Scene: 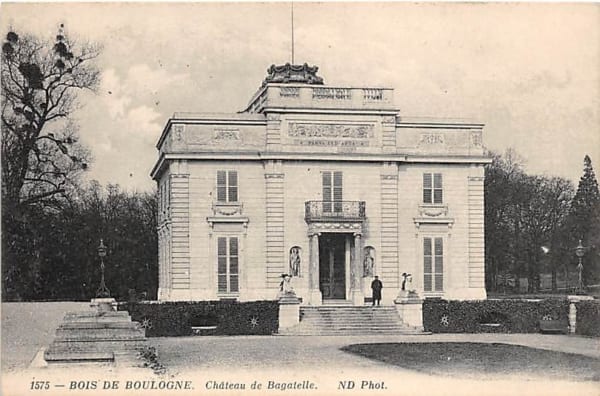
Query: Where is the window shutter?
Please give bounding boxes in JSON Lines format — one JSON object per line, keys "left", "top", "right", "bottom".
{"left": 434, "top": 237, "right": 444, "bottom": 291}
{"left": 322, "top": 171, "right": 332, "bottom": 212}
{"left": 217, "top": 171, "right": 227, "bottom": 202}
{"left": 228, "top": 171, "right": 238, "bottom": 202}
{"left": 217, "top": 237, "right": 227, "bottom": 292}
{"left": 433, "top": 173, "right": 443, "bottom": 204}
{"left": 423, "top": 173, "right": 432, "bottom": 204}
{"left": 333, "top": 171, "right": 343, "bottom": 211}
{"left": 322, "top": 172, "right": 332, "bottom": 200}
{"left": 229, "top": 237, "right": 239, "bottom": 292}
{"left": 423, "top": 238, "right": 432, "bottom": 292}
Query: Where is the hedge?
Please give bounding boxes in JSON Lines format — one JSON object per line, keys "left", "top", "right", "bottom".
{"left": 423, "top": 298, "right": 570, "bottom": 333}
{"left": 118, "top": 300, "right": 279, "bottom": 337}
{"left": 575, "top": 300, "right": 600, "bottom": 337}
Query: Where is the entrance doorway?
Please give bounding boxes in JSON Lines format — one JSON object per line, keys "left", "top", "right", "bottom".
{"left": 319, "top": 234, "right": 347, "bottom": 299}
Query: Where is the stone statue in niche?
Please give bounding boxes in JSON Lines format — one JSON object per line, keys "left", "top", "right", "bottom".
{"left": 289, "top": 247, "right": 301, "bottom": 277}
{"left": 363, "top": 247, "right": 375, "bottom": 277}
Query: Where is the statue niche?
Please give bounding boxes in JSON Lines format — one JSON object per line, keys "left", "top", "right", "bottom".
{"left": 289, "top": 246, "right": 302, "bottom": 277}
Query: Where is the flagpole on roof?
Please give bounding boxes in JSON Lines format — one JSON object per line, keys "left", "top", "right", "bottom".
{"left": 291, "top": 2, "right": 295, "bottom": 64}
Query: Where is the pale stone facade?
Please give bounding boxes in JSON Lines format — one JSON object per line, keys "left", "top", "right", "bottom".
{"left": 151, "top": 64, "right": 489, "bottom": 305}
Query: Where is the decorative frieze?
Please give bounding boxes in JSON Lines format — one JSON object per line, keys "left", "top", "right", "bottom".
{"left": 264, "top": 173, "right": 284, "bottom": 179}
{"left": 307, "top": 222, "right": 364, "bottom": 236}
{"left": 173, "top": 125, "right": 184, "bottom": 141}
{"left": 420, "top": 133, "right": 445, "bottom": 145}
{"left": 418, "top": 204, "right": 449, "bottom": 218}
{"left": 471, "top": 131, "right": 483, "bottom": 147}
{"left": 289, "top": 123, "right": 374, "bottom": 139}
{"left": 212, "top": 202, "right": 243, "bottom": 216}
{"left": 213, "top": 128, "right": 240, "bottom": 141}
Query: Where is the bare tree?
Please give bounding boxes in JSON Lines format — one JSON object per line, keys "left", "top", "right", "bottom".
{"left": 1, "top": 26, "right": 101, "bottom": 212}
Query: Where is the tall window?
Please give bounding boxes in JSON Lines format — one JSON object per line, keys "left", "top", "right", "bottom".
{"left": 217, "top": 237, "right": 239, "bottom": 293}
{"left": 322, "top": 171, "right": 343, "bottom": 212}
{"left": 423, "top": 173, "right": 443, "bottom": 204}
{"left": 424, "top": 237, "right": 443, "bottom": 292}
{"left": 217, "top": 170, "right": 238, "bottom": 202}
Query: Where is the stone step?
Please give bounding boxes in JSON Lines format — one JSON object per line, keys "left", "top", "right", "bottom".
{"left": 53, "top": 333, "right": 146, "bottom": 342}
{"left": 44, "top": 351, "right": 115, "bottom": 363}
{"left": 64, "top": 312, "right": 131, "bottom": 322}
{"left": 285, "top": 305, "right": 419, "bottom": 335}
{"left": 46, "top": 340, "right": 147, "bottom": 355}
{"left": 56, "top": 327, "right": 144, "bottom": 336}
{"left": 279, "top": 329, "right": 425, "bottom": 336}
{"left": 58, "top": 322, "right": 140, "bottom": 330}
{"left": 301, "top": 315, "right": 401, "bottom": 320}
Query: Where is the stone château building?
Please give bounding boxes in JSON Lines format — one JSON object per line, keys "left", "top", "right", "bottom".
{"left": 151, "top": 64, "right": 489, "bottom": 305}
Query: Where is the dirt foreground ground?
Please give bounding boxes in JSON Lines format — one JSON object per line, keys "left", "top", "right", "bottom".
{"left": 2, "top": 302, "right": 599, "bottom": 396}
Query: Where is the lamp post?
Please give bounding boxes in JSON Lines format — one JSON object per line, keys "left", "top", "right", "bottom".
{"left": 96, "top": 239, "right": 110, "bottom": 298}
{"left": 575, "top": 240, "right": 585, "bottom": 295}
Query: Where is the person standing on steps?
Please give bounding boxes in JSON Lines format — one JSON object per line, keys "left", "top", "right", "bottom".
{"left": 371, "top": 275, "right": 383, "bottom": 306}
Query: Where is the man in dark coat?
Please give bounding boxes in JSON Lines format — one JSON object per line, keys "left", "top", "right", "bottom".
{"left": 371, "top": 275, "right": 383, "bottom": 306}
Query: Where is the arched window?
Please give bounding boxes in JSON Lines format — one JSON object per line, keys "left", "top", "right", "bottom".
{"left": 363, "top": 246, "right": 375, "bottom": 277}
{"left": 289, "top": 246, "right": 302, "bottom": 277}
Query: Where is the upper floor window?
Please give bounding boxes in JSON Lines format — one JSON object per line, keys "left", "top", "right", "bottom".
{"left": 424, "top": 237, "right": 443, "bottom": 292}
{"left": 322, "top": 171, "right": 343, "bottom": 212}
{"left": 423, "top": 173, "right": 443, "bottom": 204}
{"left": 217, "top": 170, "right": 238, "bottom": 203}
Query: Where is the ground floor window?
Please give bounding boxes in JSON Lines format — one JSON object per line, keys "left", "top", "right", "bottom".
{"left": 424, "top": 237, "right": 443, "bottom": 292}
{"left": 217, "top": 236, "right": 239, "bottom": 293}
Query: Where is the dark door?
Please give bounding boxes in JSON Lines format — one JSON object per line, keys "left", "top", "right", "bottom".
{"left": 319, "top": 234, "right": 346, "bottom": 299}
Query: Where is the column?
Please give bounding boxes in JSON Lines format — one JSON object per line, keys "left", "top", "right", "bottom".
{"left": 308, "top": 233, "right": 322, "bottom": 305}
{"left": 350, "top": 233, "right": 364, "bottom": 305}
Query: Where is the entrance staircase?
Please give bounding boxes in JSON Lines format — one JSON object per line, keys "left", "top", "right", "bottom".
{"left": 278, "top": 305, "right": 424, "bottom": 335}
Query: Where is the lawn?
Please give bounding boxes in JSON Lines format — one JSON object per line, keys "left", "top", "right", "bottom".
{"left": 341, "top": 342, "right": 600, "bottom": 382}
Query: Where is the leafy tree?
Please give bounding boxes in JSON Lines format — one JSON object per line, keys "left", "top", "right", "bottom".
{"left": 2, "top": 181, "right": 158, "bottom": 301}
{"left": 1, "top": 26, "right": 100, "bottom": 300}
{"left": 485, "top": 149, "right": 574, "bottom": 293}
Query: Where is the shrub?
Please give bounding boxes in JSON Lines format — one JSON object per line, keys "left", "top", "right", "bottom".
{"left": 423, "top": 298, "right": 570, "bottom": 333}
{"left": 575, "top": 300, "right": 600, "bottom": 337}
{"left": 119, "top": 300, "right": 279, "bottom": 337}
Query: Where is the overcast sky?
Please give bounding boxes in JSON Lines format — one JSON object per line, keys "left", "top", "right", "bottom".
{"left": 2, "top": 2, "right": 598, "bottom": 192}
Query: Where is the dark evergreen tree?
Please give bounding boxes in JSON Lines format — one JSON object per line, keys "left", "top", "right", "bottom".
{"left": 567, "top": 155, "right": 600, "bottom": 287}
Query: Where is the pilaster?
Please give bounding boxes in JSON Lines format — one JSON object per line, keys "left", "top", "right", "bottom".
{"left": 468, "top": 171, "right": 485, "bottom": 290}
{"left": 380, "top": 163, "right": 399, "bottom": 288}
{"left": 170, "top": 169, "right": 190, "bottom": 291}
{"left": 265, "top": 160, "right": 285, "bottom": 289}
{"left": 266, "top": 113, "right": 282, "bottom": 150}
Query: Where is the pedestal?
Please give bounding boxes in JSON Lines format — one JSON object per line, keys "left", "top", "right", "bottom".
{"left": 350, "top": 289, "right": 364, "bottom": 306}
{"left": 394, "top": 294, "right": 423, "bottom": 330}
{"left": 307, "top": 289, "right": 322, "bottom": 306}
{"left": 278, "top": 294, "right": 301, "bottom": 330}
{"left": 90, "top": 297, "right": 117, "bottom": 313}
{"left": 567, "top": 295, "right": 594, "bottom": 334}
{"left": 44, "top": 299, "right": 147, "bottom": 366}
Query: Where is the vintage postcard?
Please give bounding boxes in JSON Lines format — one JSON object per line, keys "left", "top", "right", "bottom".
{"left": 1, "top": 2, "right": 599, "bottom": 396}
